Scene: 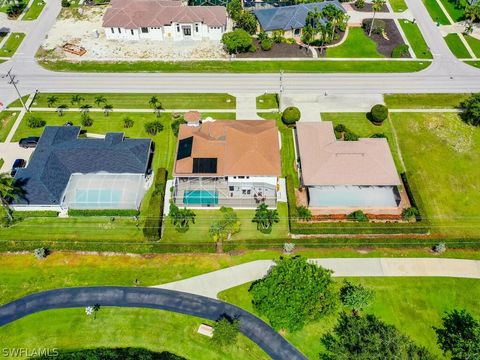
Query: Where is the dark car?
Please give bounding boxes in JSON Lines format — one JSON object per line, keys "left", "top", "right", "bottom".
{"left": 19, "top": 136, "right": 40, "bottom": 148}
{"left": 10, "top": 159, "right": 26, "bottom": 176}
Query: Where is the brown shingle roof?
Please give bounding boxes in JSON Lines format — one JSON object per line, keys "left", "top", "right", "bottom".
{"left": 296, "top": 122, "right": 400, "bottom": 186}
{"left": 174, "top": 120, "right": 281, "bottom": 177}
{"left": 103, "top": 0, "right": 227, "bottom": 29}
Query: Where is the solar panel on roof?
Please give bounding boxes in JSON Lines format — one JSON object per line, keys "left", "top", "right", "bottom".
{"left": 177, "top": 136, "right": 193, "bottom": 160}
{"left": 193, "top": 158, "right": 217, "bottom": 173}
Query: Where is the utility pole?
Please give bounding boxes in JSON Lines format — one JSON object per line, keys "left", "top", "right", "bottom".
{"left": 279, "top": 70, "right": 284, "bottom": 112}
{"left": 2, "top": 68, "right": 29, "bottom": 112}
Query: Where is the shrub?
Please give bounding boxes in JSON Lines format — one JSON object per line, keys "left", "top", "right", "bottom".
{"left": 347, "top": 210, "right": 369, "bottom": 222}
{"left": 370, "top": 104, "right": 389, "bottom": 124}
{"left": 370, "top": 133, "right": 386, "bottom": 138}
{"left": 460, "top": 93, "right": 480, "bottom": 126}
{"left": 222, "top": 29, "right": 253, "bottom": 54}
{"left": 61, "top": 0, "right": 70, "bottom": 7}
{"left": 282, "top": 106, "right": 301, "bottom": 125}
{"left": 334, "top": 124, "right": 346, "bottom": 133}
{"left": 260, "top": 38, "right": 273, "bottom": 51}
{"left": 212, "top": 316, "right": 240, "bottom": 346}
{"left": 362, "top": 19, "right": 385, "bottom": 35}
{"left": 144, "top": 120, "right": 164, "bottom": 135}
{"left": 34, "top": 247, "right": 48, "bottom": 260}
{"left": 123, "top": 117, "right": 134, "bottom": 128}
{"left": 27, "top": 116, "right": 46, "bottom": 128}
{"left": 68, "top": 209, "right": 139, "bottom": 217}
{"left": 433, "top": 242, "right": 447, "bottom": 254}
{"left": 401, "top": 207, "right": 419, "bottom": 221}
{"left": 257, "top": 31, "right": 268, "bottom": 42}
{"left": 344, "top": 130, "right": 359, "bottom": 141}
{"left": 42, "top": 348, "right": 186, "bottom": 359}
{"left": 391, "top": 44, "right": 410, "bottom": 58}
{"left": 272, "top": 30, "right": 284, "bottom": 43}
{"left": 171, "top": 117, "right": 187, "bottom": 137}
{"left": 226, "top": 0, "right": 242, "bottom": 21}
{"left": 236, "top": 11, "right": 257, "bottom": 35}
{"left": 355, "top": 0, "right": 365, "bottom": 8}
{"left": 81, "top": 113, "right": 93, "bottom": 127}
{"left": 296, "top": 206, "right": 312, "bottom": 221}
{"left": 339, "top": 280, "right": 375, "bottom": 316}
{"left": 6, "top": 2, "right": 26, "bottom": 18}
{"left": 142, "top": 168, "right": 167, "bottom": 240}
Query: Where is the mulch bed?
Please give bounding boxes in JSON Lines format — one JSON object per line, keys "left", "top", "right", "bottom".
{"left": 236, "top": 39, "right": 312, "bottom": 59}
{"left": 306, "top": 213, "right": 404, "bottom": 222}
{"left": 367, "top": 19, "right": 410, "bottom": 58}
{"left": 353, "top": 2, "right": 389, "bottom": 12}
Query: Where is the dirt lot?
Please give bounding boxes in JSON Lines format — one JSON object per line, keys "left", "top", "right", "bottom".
{"left": 236, "top": 40, "right": 312, "bottom": 58}
{"left": 39, "top": 6, "right": 228, "bottom": 61}
{"left": 370, "top": 19, "right": 409, "bottom": 57}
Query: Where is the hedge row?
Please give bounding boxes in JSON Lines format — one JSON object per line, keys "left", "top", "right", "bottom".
{"left": 68, "top": 209, "right": 139, "bottom": 217}
{"left": 13, "top": 211, "right": 59, "bottom": 218}
{"left": 143, "top": 167, "right": 168, "bottom": 240}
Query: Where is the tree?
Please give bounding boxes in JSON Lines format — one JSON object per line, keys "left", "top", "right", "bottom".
{"left": 369, "top": 0, "right": 386, "bottom": 37}
{"left": 81, "top": 113, "right": 93, "bottom": 127}
{"left": 169, "top": 203, "right": 196, "bottom": 232}
{"left": 209, "top": 207, "right": 241, "bottom": 252}
{"left": 0, "top": 173, "right": 23, "bottom": 223}
{"left": 321, "top": 312, "right": 435, "bottom": 360}
{"left": 171, "top": 117, "right": 187, "bottom": 136}
{"left": 94, "top": 95, "right": 107, "bottom": 107}
{"left": 402, "top": 206, "right": 419, "bottom": 221}
{"left": 103, "top": 103, "right": 113, "bottom": 116}
{"left": 123, "top": 116, "right": 134, "bottom": 128}
{"left": 144, "top": 120, "right": 164, "bottom": 135}
{"left": 296, "top": 206, "right": 312, "bottom": 221}
{"left": 71, "top": 94, "right": 84, "bottom": 106}
{"left": 212, "top": 315, "right": 240, "bottom": 346}
{"left": 46, "top": 95, "right": 58, "bottom": 108}
{"left": 153, "top": 103, "right": 164, "bottom": 118}
{"left": 27, "top": 116, "right": 46, "bottom": 128}
{"left": 370, "top": 104, "right": 388, "bottom": 124}
{"left": 227, "top": 0, "right": 242, "bottom": 22}
{"left": 251, "top": 203, "right": 279, "bottom": 233}
{"left": 434, "top": 309, "right": 480, "bottom": 360}
{"left": 148, "top": 96, "right": 159, "bottom": 108}
{"left": 465, "top": 3, "right": 480, "bottom": 28}
{"left": 80, "top": 104, "right": 92, "bottom": 114}
{"left": 249, "top": 256, "right": 336, "bottom": 331}
{"left": 282, "top": 106, "right": 301, "bottom": 125}
{"left": 339, "top": 280, "right": 375, "bottom": 316}
{"left": 236, "top": 11, "right": 257, "bottom": 35}
{"left": 460, "top": 93, "right": 480, "bottom": 126}
{"left": 222, "top": 29, "right": 253, "bottom": 54}
{"left": 56, "top": 104, "right": 68, "bottom": 117}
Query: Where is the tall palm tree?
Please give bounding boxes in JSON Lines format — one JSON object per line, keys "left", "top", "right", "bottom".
{"left": 153, "top": 103, "right": 163, "bottom": 118}
{"left": 47, "top": 95, "right": 58, "bottom": 108}
{"left": 71, "top": 94, "right": 84, "bottom": 106}
{"left": 103, "top": 104, "right": 113, "bottom": 116}
{"left": 252, "top": 203, "right": 279, "bottom": 231}
{"left": 94, "top": 95, "right": 107, "bottom": 107}
{"left": 56, "top": 104, "right": 68, "bottom": 117}
{"left": 149, "top": 96, "right": 159, "bottom": 108}
{"left": 171, "top": 206, "right": 196, "bottom": 230}
{"left": 80, "top": 104, "right": 92, "bottom": 114}
{"left": 0, "top": 173, "right": 23, "bottom": 223}
{"left": 369, "top": 0, "right": 386, "bottom": 37}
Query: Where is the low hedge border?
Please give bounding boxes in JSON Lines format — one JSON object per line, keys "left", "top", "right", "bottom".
{"left": 143, "top": 167, "right": 168, "bottom": 240}
{"left": 68, "top": 209, "right": 139, "bottom": 217}
{"left": 13, "top": 211, "right": 59, "bottom": 218}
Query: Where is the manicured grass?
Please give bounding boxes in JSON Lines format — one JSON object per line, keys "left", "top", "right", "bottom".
{"left": 422, "top": 0, "right": 451, "bottom": 25}
{"left": 384, "top": 93, "right": 471, "bottom": 108}
{"left": 39, "top": 59, "right": 431, "bottom": 73}
{"left": 256, "top": 93, "right": 278, "bottom": 109}
{"left": 162, "top": 202, "right": 289, "bottom": 243}
{"left": 0, "top": 32, "right": 25, "bottom": 57}
{"left": 399, "top": 20, "right": 433, "bottom": 59}
{"left": 21, "top": 0, "right": 46, "bottom": 20}
{"left": 464, "top": 35, "right": 480, "bottom": 58}
{"left": 391, "top": 112, "right": 480, "bottom": 237}
{"left": 0, "top": 308, "right": 268, "bottom": 360}
{"left": 219, "top": 277, "right": 480, "bottom": 359}
{"left": 438, "top": 0, "right": 466, "bottom": 22}
{"left": 0, "top": 158, "right": 4, "bottom": 169}
{"left": 0, "top": 111, "right": 19, "bottom": 142}
{"left": 389, "top": 0, "right": 408, "bottom": 12}
{"left": 9, "top": 93, "right": 236, "bottom": 109}
{"left": 444, "top": 33, "right": 471, "bottom": 58}
{"left": 326, "top": 28, "right": 383, "bottom": 58}
{"left": 466, "top": 60, "right": 480, "bottom": 68}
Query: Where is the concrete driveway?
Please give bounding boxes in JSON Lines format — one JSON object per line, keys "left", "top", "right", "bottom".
{"left": 0, "top": 142, "right": 35, "bottom": 173}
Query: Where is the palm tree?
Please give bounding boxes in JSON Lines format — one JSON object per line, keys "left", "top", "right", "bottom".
{"left": 80, "top": 104, "right": 92, "bottom": 114}
{"left": 149, "top": 96, "right": 159, "bottom": 108}
{"left": 369, "top": 0, "right": 386, "bottom": 37}
{"left": 71, "top": 94, "right": 84, "bottom": 106}
{"left": 153, "top": 103, "right": 163, "bottom": 118}
{"left": 56, "top": 104, "right": 68, "bottom": 116}
{"left": 170, "top": 204, "right": 196, "bottom": 231}
{"left": 252, "top": 203, "right": 279, "bottom": 231}
{"left": 103, "top": 104, "right": 113, "bottom": 116}
{"left": 46, "top": 95, "right": 58, "bottom": 108}
{"left": 94, "top": 95, "right": 107, "bottom": 107}
{"left": 0, "top": 173, "right": 23, "bottom": 223}
{"left": 465, "top": 3, "right": 480, "bottom": 27}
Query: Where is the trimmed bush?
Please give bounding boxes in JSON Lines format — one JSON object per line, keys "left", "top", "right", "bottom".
{"left": 401, "top": 207, "right": 419, "bottom": 221}
{"left": 222, "top": 29, "right": 253, "bottom": 54}
{"left": 143, "top": 167, "right": 168, "bottom": 240}
{"left": 27, "top": 116, "right": 46, "bottom": 128}
{"left": 37, "top": 348, "right": 186, "bottom": 359}
{"left": 123, "top": 117, "right": 134, "bottom": 128}
{"left": 68, "top": 209, "right": 139, "bottom": 217}
{"left": 81, "top": 113, "right": 93, "bottom": 127}
{"left": 370, "top": 104, "right": 388, "bottom": 124}
{"left": 344, "top": 131, "right": 359, "bottom": 141}
{"left": 13, "top": 210, "right": 58, "bottom": 218}
{"left": 261, "top": 38, "right": 273, "bottom": 51}
{"left": 391, "top": 44, "right": 409, "bottom": 58}
{"left": 61, "top": 0, "right": 70, "bottom": 7}
{"left": 282, "top": 107, "right": 301, "bottom": 125}
{"left": 144, "top": 120, "right": 164, "bottom": 135}
{"left": 347, "top": 210, "right": 369, "bottom": 222}
{"left": 355, "top": 0, "right": 365, "bottom": 8}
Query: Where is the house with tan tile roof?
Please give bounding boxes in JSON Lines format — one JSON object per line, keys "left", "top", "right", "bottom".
{"left": 295, "top": 122, "right": 403, "bottom": 210}
{"left": 103, "top": 0, "right": 227, "bottom": 42}
{"left": 173, "top": 120, "right": 281, "bottom": 208}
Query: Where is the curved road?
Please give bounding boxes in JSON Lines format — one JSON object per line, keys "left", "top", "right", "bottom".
{"left": 0, "top": 286, "right": 306, "bottom": 360}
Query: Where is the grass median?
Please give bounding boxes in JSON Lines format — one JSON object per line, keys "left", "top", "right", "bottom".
{"left": 422, "top": 0, "right": 451, "bottom": 25}
{"left": 444, "top": 33, "right": 471, "bottom": 59}
{"left": 384, "top": 93, "right": 470, "bottom": 108}
{"left": 399, "top": 20, "right": 433, "bottom": 59}
{"left": 21, "top": 0, "right": 46, "bottom": 20}
{"left": 0, "top": 32, "right": 25, "bottom": 57}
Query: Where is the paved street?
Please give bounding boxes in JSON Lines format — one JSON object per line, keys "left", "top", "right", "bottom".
{"left": 0, "top": 286, "right": 307, "bottom": 360}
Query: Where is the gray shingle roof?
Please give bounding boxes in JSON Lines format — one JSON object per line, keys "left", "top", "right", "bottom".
{"left": 14, "top": 126, "right": 152, "bottom": 206}
{"left": 253, "top": 1, "right": 345, "bottom": 31}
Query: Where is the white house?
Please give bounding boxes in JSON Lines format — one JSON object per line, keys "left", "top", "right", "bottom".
{"left": 102, "top": 0, "right": 227, "bottom": 41}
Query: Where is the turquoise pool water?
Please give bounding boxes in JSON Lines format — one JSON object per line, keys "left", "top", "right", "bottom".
{"left": 183, "top": 190, "right": 219, "bottom": 205}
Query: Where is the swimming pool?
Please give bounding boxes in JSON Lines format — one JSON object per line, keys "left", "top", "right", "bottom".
{"left": 308, "top": 186, "right": 399, "bottom": 208}
{"left": 183, "top": 190, "right": 219, "bottom": 205}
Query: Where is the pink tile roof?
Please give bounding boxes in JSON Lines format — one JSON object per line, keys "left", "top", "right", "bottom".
{"left": 296, "top": 122, "right": 401, "bottom": 186}
{"left": 103, "top": 0, "right": 227, "bottom": 29}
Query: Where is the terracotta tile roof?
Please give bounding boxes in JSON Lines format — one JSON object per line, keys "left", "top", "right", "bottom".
{"left": 296, "top": 122, "right": 400, "bottom": 186}
{"left": 174, "top": 120, "right": 281, "bottom": 177}
{"left": 103, "top": 0, "right": 227, "bottom": 29}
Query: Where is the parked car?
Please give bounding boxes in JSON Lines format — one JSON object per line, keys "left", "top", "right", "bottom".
{"left": 10, "top": 159, "right": 26, "bottom": 176}
{"left": 19, "top": 136, "right": 40, "bottom": 148}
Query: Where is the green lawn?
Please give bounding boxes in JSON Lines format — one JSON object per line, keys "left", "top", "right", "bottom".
{"left": 0, "top": 308, "right": 268, "bottom": 360}
{"left": 0, "top": 111, "right": 19, "bottom": 142}
{"left": 256, "top": 93, "right": 278, "bottom": 109}
{"left": 384, "top": 93, "right": 471, "bottom": 108}
{"left": 9, "top": 93, "right": 236, "bottom": 109}
{"left": 0, "top": 32, "right": 25, "bottom": 57}
{"left": 162, "top": 202, "right": 289, "bottom": 243}
{"left": 399, "top": 20, "right": 433, "bottom": 59}
{"left": 0, "top": 158, "right": 4, "bottom": 169}
{"left": 21, "top": 0, "right": 46, "bottom": 20}
{"left": 422, "top": 0, "right": 451, "bottom": 25}
{"left": 391, "top": 112, "right": 480, "bottom": 237}
{"left": 444, "top": 33, "right": 471, "bottom": 58}
{"left": 466, "top": 60, "right": 480, "bottom": 68}
{"left": 219, "top": 277, "right": 480, "bottom": 359}
{"left": 438, "top": 0, "right": 466, "bottom": 22}
{"left": 39, "top": 59, "right": 431, "bottom": 73}
{"left": 389, "top": 0, "right": 408, "bottom": 12}
{"left": 326, "top": 28, "right": 383, "bottom": 58}
{"left": 464, "top": 35, "right": 480, "bottom": 58}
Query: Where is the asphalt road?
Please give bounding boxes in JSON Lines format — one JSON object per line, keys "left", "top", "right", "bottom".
{"left": 0, "top": 286, "right": 307, "bottom": 360}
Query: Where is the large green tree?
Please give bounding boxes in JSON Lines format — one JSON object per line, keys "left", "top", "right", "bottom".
{"left": 339, "top": 280, "right": 374, "bottom": 316}
{"left": 0, "top": 173, "right": 23, "bottom": 223}
{"left": 227, "top": 0, "right": 242, "bottom": 21}
{"left": 460, "top": 93, "right": 480, "bottom": 126}
{"left": 222, "top": 29, "right": 253, "bottom": 54}
{"left": 249, "top": 256, "right": 336, "bottom": 332}
{"left": 321, "top": 312, "right": 435, "bottom": 360}
{"left": 434, "top": 309, "right": 480, "bottom": 360}
{"left": 236, "top": 11, "right": 257, "bottom": 35}
{"left": 251, "top": 203, "right": 279, "bottom": 233}
{"left": 169, "top": 203, "right": 196, "bottom": 232}
{"left": 209, "top": 207, "right": 240, "bottom": 252}
{"left": 212, "top": 316, "right": 240, "bottom": 346}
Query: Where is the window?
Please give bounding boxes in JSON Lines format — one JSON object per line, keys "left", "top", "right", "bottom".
{"left": 195, "top": 24, "right": 199, "bottom": 32}
{"left": 111, "top": 28, "right": 114, "bottom": 34}
{"left": 176, "top": 24, "right": 180, "bottom": 32}
{"left": 238, "top": 176, "right": 245, "bottom": 179}
{"left": 183, "top": 26, "right": 191, "bottom": 36}
{"left": 117, "top": 28, "right": 121, "bottom": 33}
{"left": 294, "top": 28, "right": 300, "bottom": 36}
{"left": 229, "top": 186, "right": 234, "bottom": 191}
{"left": 130, "top": 29, "right": 134, "bottom": 35}
{"left": 141, "top": 27, "right": 149, "bottom": 33}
